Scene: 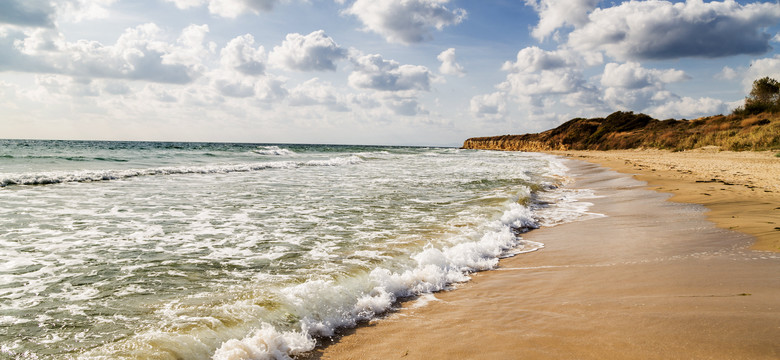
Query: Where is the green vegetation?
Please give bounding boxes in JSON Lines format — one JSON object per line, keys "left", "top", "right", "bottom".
{"left": 735, "top": 77, "right": 780, "bottom": 115}
{"left": 464, "top": 77, "right": 780, "bottom": 152}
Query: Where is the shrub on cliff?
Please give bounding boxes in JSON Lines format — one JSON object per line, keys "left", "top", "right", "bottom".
{"left": 735, "top": 77, "right": 780, "bottom": 115}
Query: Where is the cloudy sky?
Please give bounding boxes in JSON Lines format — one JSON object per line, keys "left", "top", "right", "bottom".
{"left": 1, "top": 0, "right": 779, "bottom": 146}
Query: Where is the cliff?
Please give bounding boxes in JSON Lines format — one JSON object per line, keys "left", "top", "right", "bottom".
{"left": 463, "top": 111, "right": 780, "bottom": 152}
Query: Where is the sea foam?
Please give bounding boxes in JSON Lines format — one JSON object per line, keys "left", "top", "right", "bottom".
{"left": 212, "top": 186, "right": 549, "bottom": 359}
{"left": 0, "top": 156, "right": 363, "bottom": 187}
{"left": 252, "top": 146, "right": 296, "bottom": 156}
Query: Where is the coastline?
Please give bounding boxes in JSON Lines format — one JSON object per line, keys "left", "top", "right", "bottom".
{"left": 307, "top": 157, "right": 780, "bottom": 359}
{"left": 549, "top": 149, "right": 780, "bottom": 252}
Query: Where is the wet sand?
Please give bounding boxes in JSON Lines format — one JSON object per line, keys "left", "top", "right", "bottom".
{"left": 308, "top": 158, "right": 780, "bottom": 359}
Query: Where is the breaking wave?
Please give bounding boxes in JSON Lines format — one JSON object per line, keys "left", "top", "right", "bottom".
{"left": 0, "top": 156, "right": 363, "bottom": 187}
{"left": 252, "top": 146, "right": 296, "bottom": 156}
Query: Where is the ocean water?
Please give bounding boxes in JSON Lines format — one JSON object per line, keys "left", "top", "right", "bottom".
{"left": 0, "top": 140, "right": 598, "bottom": 359}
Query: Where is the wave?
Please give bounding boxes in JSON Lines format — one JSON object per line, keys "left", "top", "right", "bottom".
{"left": 0, "top": 154, "right": 128, "bottom": 162}
{"left": 211, "top": 192, "right": 545, "bottom": 360}
{"left": 0, "top": 156, "right": 364, "bottom": 187}
{"left": 252, "top": 146, "right": 296, "bottom": 156}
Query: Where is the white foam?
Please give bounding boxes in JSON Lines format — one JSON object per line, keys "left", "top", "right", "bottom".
{"left": 252, "top": 146, "right": 296, "bottom": 157}
{"left": 213, "top": 324, "right": 315, "bottom": 360}
{"left": 535, "top": 188, "right": 605, "bottom": 227}
{"left": 0, "top": 156, "right": 364, "bottom": 187}
{"left": 212, "top": 191, "right": 547, "bottom": 359}
{"left": 1, "top": 147, "right": 604, "bottom": 359}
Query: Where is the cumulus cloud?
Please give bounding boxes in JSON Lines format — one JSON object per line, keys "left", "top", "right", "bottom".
{"left": 569, "top": 0, "right": 780, "bottom": 60}
{"left": 0, "top": 0, "right": 118, "bottom": 28}
{"left": 165, "top": 0, "right": 206, "bottom": 9}
{"left": 0, "top": 23, "right": 210, "bottom": 84}
{"left": 716, "top": 66, "right": 739, "bottom": 80}
{"left": 525, "top": 0, "right": 600, "bottom": 41}
{"left": 0, "top": 0, "right": 55, "bottom": 27}
{"left": 344, "top": 0, "right": 466, "bottom": 44}
{"left": 437, "top": 48, "right": 465, "bottom": 77}
{"left": 36, "top": 74, "right": 99, "bottom": 97}
{"left": 220, "top": 34, "right": 266, "bottom": 75}
{"left": 269, "top": 30, "right": 346, "bottom": 72}
{"left": 56, "top": 0, "right": 118, "bottom": 22}
{"left": 501, "top": 46, "right": 578, "bottom": 73}
{"left": 601, "top": 62, "right": 695, "bottom": 111}
{"left": 162, "top": 24, "right": 215, "bottom": 72}
{"left": 384, "top": 96, "right": 428, "bottom": 116}
{"left": 348, "top": 53, "right": 432, "bottom": 92}
{"left": 600, "top": 62, "right": 688, "bottom": 89}
{"left": 288, "top": 78, "right": 349, "bottom": 111}
{"left": 743, "top": 55, "right": 780, "bottom": 91}
{"left": 470, "top": 92, "right": 506, "bottom": 118}
{"left": 164, "top": 0, "right": 280, "bottom": 17}
{"left": 211, "top": 74, "right": 287, "bottom": 100}
{"left": 649, "top": 96, "right": 728, "bottom": 119}
{"left": 497, "top": 46, "right": 589, "bottom": 106}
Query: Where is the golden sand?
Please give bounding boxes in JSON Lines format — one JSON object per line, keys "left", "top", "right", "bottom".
{"left": 306, "top": 154, "right": 780, "bottom": 359}
{"left": 552, "top": 149, "right": 780, "bottom": 252}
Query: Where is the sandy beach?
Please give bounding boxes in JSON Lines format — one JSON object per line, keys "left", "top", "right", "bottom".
{"left": 554, "top": 149, "right": 780, "bottom": 252}
{"left": 307, "top": 152, "right": 780, "bottom": 359}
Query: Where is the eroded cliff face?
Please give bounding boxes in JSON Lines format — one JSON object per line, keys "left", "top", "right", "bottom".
{"left": 460, "top": 111, "right": 780, "bottom": 152}
{"left": 461, "top": 138, "right": 564, "bottom": 151}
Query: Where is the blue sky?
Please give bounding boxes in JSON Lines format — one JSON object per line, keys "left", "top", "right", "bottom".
{"left": 1, "top": 0, "right": 779, "bottom": 146}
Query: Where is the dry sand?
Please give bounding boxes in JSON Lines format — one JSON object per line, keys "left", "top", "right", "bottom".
{"left": 552, "top": 149, "right": 780, "bottom": 252}
{"left": 306, "top": 155, "right": 780, "bottom": 360}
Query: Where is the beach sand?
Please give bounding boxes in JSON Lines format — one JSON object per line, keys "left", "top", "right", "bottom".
{"left": 553, "top": 149, "right": 780, "bottom": 252}
{"left": 306, "top": 154, "right": 780, "bottom": 359}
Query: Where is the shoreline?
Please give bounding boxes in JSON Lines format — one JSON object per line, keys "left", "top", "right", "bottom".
{"left": 548, "top": 149, "right": 780, "bottom": 252}
{"left": 307, "top": 156, "right": 780, "bottom": 359}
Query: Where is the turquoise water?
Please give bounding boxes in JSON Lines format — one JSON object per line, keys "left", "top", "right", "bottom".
{"left": 0, "top": 140, "right": 595, "bottom": 359}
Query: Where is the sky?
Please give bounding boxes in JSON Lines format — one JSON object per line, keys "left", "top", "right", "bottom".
{"left": 1, "top": 0, "right": 779, "bottom": 146}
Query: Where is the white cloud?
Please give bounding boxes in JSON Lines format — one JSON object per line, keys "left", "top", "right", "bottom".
{"left": 348, "top": 93, "right": 381, "bottom": 109}
{"left": 164, "top": 0, "right": 206, "bottom": 9}
{"left": 163, "top": 24, "right": 215, "bottom": 72}
{"left": 600, "top": 62, "right": 689, "bottom": 110}
{"left": 36, "top": 74, "right": 99, "bottom": 97}
{"left": 743, "top": 55, "right": 780, "bottom": 91}
{"left": 569, "top": 0, "right": 780, "bottom": 61}
{"left": 470, "top": 92, "right": 506, "bottom": 118}
{"left": 0, "top": 23, "right": 210, "bottom": 84}
{"left": 163, "top": 0, "right": 280, "bottom": 17}
{"left": 496, "top": 46, "right": 588, "bottom": 107}
{"left": 384, "top": 96, "right": 427, "bottom": 116}
{"left": 102, "top": 80, "right": 131, "bottom": 95}
{"left": 269, "top": 30, "right": 346, "bottom": 72}
{"left": 344, "top": 0, "right": 466, "bottom": 44}
{"left": 716, "top": 66, "right": 739, "bottom": 80}
{"left": 0, "top": 0, "right": 117, "bottom": 27}
{"left": 525, "top": 0, "right": 600, "bottom": 41}
{"left": 208, "top": 0, "right": 279, "bottom": 17}
{"left": 649, "top": 96, "right": 728, "bottom": 119}
{"left": 600, "top": 62, "right": 688, "bottom": 90}
{"left": 437, "top": 48, "right": 465, "bottom": 77}
{"left": 220, "top": 34, "right": 266, "bottom": 75}
{"left": 348, "top": 53, "right": 432, "bottom": 92}
{"left": 0, "top": 0, "right": 55, "bottom": 27}
{"left": 501, "top": 46, "right": 578, "bottom": 73}
{"left": 55, "top": 0, "right": 118, "bottom": 22}
{"left": 288, "top": 78, "right": 349, "bottom": 111}
{"left": 209, "top": 67, "right": 287, "bottom": 100}
{"left": 211, "top": 72, "right": 256, "bottom": 98}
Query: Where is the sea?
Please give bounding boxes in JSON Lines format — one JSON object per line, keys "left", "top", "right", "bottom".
{"left": 0, "top": 140, "right": 599, "bottom": 359}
